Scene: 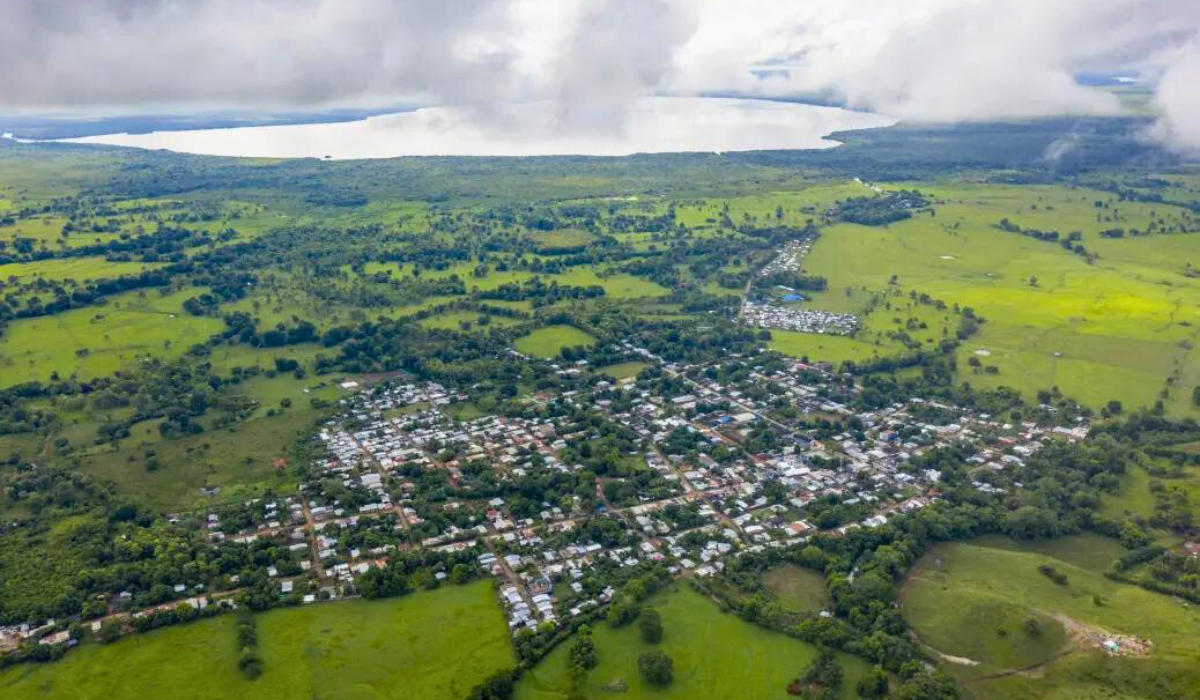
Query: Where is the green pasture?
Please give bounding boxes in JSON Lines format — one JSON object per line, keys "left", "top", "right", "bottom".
{"left": 0, "top": 287, "right": 224, "bottom": 387}
{"left": 367, "top": 261, "right": 667, "bottom": 299}
{"left": 596, "top": 361, "right": 649, "bottom": 380}
{"left": 0, "top": 582, "right": 513, "bottom": 700}
{"left": 515, "top": 325, "right": 596, "bottom": 358}
{"left": 790, "top": 182, "right": 1200, "bottom": 413}
{"left": 516, "top": 584, "right": 870, "bottom": 700}
{"left": 529, "top": 228, "right": 594, "bottom": 249}
{"left": 0, "top": 257, "right": 164, "bottom": 284}
{"left": 902, "top": 538, "right": 1200, "bottom": 699}
{"left": 418, "top": 311, "right": 522, "bottom": 332}
{"left": 78, "top": 404, "right": 320, "bottom": 511}
{"left": 760, "top": 564, "right": 831, "bottom": 611}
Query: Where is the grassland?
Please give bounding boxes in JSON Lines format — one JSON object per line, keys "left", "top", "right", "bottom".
{"left": 516, "top": 585, "right": 870, "bottom": 700}
{"left": 77, "top": 396, "right": 328, "bottom": 511}
{"left": 418, "top": 311, "right": 523, "bottom": 332}
{"left": 901, "top": 537, "right": 1200, "bottom": 700}
{"left": 365, "top": 261, "right": 668, "bottom": 299}
{"left": 0, "top": 287, "right": 224, "bottom": 387}
{"left": 0, "top": 582, "right": 514, "bottom": 700}
{"left": 514, "top": 325, "right": 596, "bottom": 358}
{"left": 785, "top": 183, "right": 1200, "bottom": 414}
{"left": 760, "top": 564, "right": 832, "bottom": 611}
{"left": 0, "top": 257, "right": 164, "bottom": 283}
{"left": 596, "top": 361, "right": 649, "bottom": 380}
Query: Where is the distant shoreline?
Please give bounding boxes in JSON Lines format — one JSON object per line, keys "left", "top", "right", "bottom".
{"left": 41, "top": 98, "right": 897, "bottom": 160}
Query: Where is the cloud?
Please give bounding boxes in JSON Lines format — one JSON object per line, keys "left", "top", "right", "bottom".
{"left": 672, "top": 0, "right": 1198, "bottom": 122}
{"left": 0, "top": 0, "right": 521, "bottom": 110}
{"left": 1, "top": 0, "right": 1198, "bottom": 145}
{"left": 1151, "top": 40, "right": 1200, "bottom": 152}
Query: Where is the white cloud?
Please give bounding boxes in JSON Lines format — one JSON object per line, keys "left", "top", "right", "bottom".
{"left": 1151, "top": 41, "right": 1200, "bottom": 152}
{"left": 2, "top": 0, "right": 1198, "bottom": 147}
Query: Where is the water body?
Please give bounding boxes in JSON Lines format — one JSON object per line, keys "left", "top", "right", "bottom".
{"left": 55, "top": 97, "right": 896, "bottom": 159}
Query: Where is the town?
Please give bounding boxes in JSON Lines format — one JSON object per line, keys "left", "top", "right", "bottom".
{"left": 2, "top": 339, "right": 1096, "bottom": 651}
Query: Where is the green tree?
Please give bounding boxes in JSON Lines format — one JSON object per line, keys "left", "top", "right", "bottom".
{"left": 638, "top": 608, "right": 663, "bottom": 644}
{"left": 856, "top": 666, "right": 889, "bottom": 698}
{"left": 468, "top": 669, "right": 516, "bottom": 700}
{"left": 638, "top": 650, "right": 674, "bottom": 686}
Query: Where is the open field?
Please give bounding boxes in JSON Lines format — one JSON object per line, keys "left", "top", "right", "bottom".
{"left": 78, "top": 404, "right": 320, "bottom": 511}
{"left": 515, "top": 325, "right": 596, "bottom": 358}
{"left": 516, "top": 585, "right": 870, "bottom": 700}
{"left": 0, "top": 287, "right": 224, "bottom": 387}
{"left": 902, "top": 537, "right": 1200, "bottom": 700}
{"left": 418, "top": 311, "right": 523, "bottom": 332}
{"left": 760, "top": 564, "right": 832, "bottom": 611}
{"left": 789, "top": 183, "right": 1200, "bottom": 414}
{"left": 0, "top": 582, "right": 514, "bottom": 700}
{"left": 0, "top": 257, "right": 164, "bottom": 283}
{"left": 365, "top": 261, "right": 669, "bottom": 299}
{"left": 596, "top": 361, "right": 650, "bottom": 380}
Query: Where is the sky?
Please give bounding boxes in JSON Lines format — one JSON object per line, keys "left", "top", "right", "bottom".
{"left": 1, "top": 0, "right": 1198, "bottom": 150}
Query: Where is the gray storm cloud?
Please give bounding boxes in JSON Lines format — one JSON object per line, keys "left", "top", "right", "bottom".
{"left": 0, "top": 0, "right": 1197, "bottom": 149}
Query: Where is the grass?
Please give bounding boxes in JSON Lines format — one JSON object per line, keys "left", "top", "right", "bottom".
{"left": 516, "top": 584, "right": 870, "bottom": 700}
{"left": 0, "top": 257, "right": 164, "bottom": 284}
{"left": 367, "top": 262, "right": 668, "bottom": 299}
{"left": 769, "top": 331, "right": 897, "bottom": 364}
{"left": 418, "top": 311, "right": 522, "bottom": 332}
{"left": 1099, "top": 467, "right": 1159, "bottom": 521}
{"left": 596, "top": 361, "right": 649, "bottom": 381}
{"left": 968, "top": 534, "right": 1126, "bottom": 574}
{"left": 760, "top": 565, "right": 831, "bottom": 611}
{"left": 0, "top": 287, "right": 224, "bottom": 387}
{"left": 77, "top": 403, "right": 323, "bottom": 511}
{"left": 901, "top": 538, "right": 1200, "bottom": 699}
{"left": 790, "top": 182, "right": 1200, "bottom": 414}
{"left": 0, "top": 581, "right": 514, "bottom": 700}
{"left": 530, "top": 228, "right": 594, "bottom": 249}
{"left": 514, "top": 325, "right": 596, "bottom": 358}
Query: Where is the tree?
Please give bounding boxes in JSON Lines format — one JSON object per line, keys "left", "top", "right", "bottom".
{"left": 1023, "top": 616, "right": 1042, "bottom": 636}
{"left": 638, "top": 650, "right": 674, "bottom": 686}
{"left": 569, "top": 626, "right": 599, "bottom": 672}
{"left": 855, "top": 666, "right": 889, "bottom": 698}
{"left": 468, "top": 669, "right": 516, "bottom": 700}
{"left": 638, "top": 608, "right": 663, "bottom": 644}
{"left": 795, "top": 648, "right": 843, "bottom": 699}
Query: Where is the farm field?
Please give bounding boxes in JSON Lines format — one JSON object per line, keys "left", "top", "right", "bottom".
{"left": 515, "top": 325, "right": 596, "bottom": 358}
{"left": 0, "top": 582, "right": 514, "bottom": 700}
{"left": 901, "top": 538, "right": 1200, "bottom": 700}
{"left": 515, "top": 585, "right": 871, "bottom": 700}
{"left": 791, "top": 183, "right": 1200, "bottom": 414}
{"left": 0, "top": 286, "right": 224, "bottom": 387}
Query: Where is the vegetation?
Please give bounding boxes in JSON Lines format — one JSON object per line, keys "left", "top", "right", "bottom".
{"left": 0, "top": 582, "right": 514, "bottom": 700}
{"left": 1, "top": 120, "right": 1199, "bottom": 700}
{"left": 515, "top": 586, "right": 871, "bottom": 700}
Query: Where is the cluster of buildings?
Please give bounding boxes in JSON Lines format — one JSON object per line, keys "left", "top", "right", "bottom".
{"left": 742, "top": 301, "right": 859, "bottom": 335}
{"left": 9, "top": 330, "right": 1093, "bottom": 650}
{"left": 756, "top": 238, "right": 816, "bottom": 280}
